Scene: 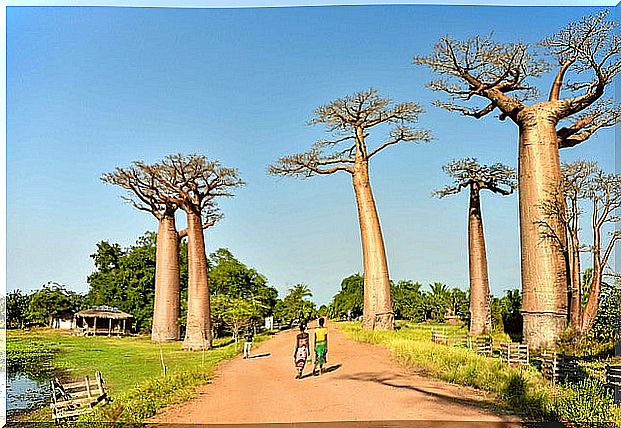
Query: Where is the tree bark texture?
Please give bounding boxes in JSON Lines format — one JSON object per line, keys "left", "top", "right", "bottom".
{"left": 567, "top": 215, "right": 582, "bottom": 328}
{"left": 517, "top": 104, "right": 568, "bottom": 350}
{"left": 152, "top": 214, "right": 181, "bottom": 342}
{"left": 352, "top": 160, "right": 394, "bottom": 330}
{"left": 580, "top": 228, "right": 602, "bottom": 333}
{"left": 468, "top": 185, "right": 492, "bottom": 336}
{"left": 182, "top": 210, "right": 213, "bottom": 350}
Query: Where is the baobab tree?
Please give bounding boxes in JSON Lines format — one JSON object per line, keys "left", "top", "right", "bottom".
{"left": 269, "top": 88, "right": 431, "bottom": 330}
{"left": 102, "top": 163, "right": 183, "bottom": 342}
{"left": 435, "top": 159, "right": 516, "bottom": 336}
{"left": 147, "top": 154, "right": 244, "bottom": 350}
{"left": 415, "top": 11, "right": 620, "bottom": 348}
{"left": 538, "top": 161, "right": 596, "bottom": 329}
{"left": 540, "top": 162, "right": 621, "bottom": 333}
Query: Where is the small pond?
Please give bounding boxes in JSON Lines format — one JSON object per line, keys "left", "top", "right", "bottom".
{"left": 7, "top": 371, "right": 51, "bottom": 416}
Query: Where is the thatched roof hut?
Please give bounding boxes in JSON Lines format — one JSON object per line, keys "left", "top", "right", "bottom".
{"left": 74, "top": 306, "right": 133, "bottom": 336}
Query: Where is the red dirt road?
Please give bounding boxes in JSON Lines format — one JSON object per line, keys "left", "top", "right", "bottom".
{"left": 151, "top": 323, "right": 521, "bottom": 426}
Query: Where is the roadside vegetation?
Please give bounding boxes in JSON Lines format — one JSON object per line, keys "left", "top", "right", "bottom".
{"left": 339, "top": 322, "right": 620, "bottom": 425}
{"left": 8, "top": 328, "right": 273, "bottom": 423}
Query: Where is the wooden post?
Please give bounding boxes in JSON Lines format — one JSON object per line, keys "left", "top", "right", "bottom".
{"left": 93, "top": 317, "right": 98, "bottom": 335}
{"left": 122, "top": 319, "right": 126, "bottom": 335}
{"left": 85, "top": 375, "right": 92, "bottom": 398}
{"left": 108, "top": 318, "right": 112, "bottom": 336}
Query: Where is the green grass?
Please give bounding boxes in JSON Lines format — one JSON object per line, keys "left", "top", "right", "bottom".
{"left": 394, "top": 320, "right": 511, "bottom": 343}
{"left": 339, "top": 321, "right": 620, "bottom": 426}
{"left": 7, "top": 328, "right": 274, "bottom": 423}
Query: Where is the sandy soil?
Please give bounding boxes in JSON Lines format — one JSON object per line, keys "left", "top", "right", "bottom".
{"left": 149, "top": 322, "right": 522, "bottom": 427}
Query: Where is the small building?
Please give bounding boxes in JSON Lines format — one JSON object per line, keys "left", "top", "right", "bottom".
{"left": 73, "top": 306, "right": 133, "bottom": 336}
{"left": 52, "top": 316, "right": 74, "bottom": 330}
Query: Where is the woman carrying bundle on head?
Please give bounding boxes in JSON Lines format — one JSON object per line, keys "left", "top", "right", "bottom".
{"left": 293, "top": 323, "right": 310, "bottom": 379}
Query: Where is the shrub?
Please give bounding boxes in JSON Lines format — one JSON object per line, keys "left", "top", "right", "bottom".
{"left": 553, "top": 378, "right": 616, "bottom": 424}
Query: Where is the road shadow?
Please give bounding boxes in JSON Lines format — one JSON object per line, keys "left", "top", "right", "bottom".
{"left": 298, "top": 363, "right": 343, "bottom": 380}
{"left": 323, "top": 363, "right": 343, "bottom": 373}
{"left": 249, "top": 353, "right": 271, "bottom": 359}
{"left": 340, "top": 371, "right": 515, "bottom": 417}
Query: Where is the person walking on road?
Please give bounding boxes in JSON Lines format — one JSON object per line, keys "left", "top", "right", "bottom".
{"left": 243, "top": 326, "right": 254, "bottom": 359}
{"left": 313, "top": 317, "right": 328, "bottom": 375}
{"left": 293, "top": 323, "right": 310, "bottom": 379}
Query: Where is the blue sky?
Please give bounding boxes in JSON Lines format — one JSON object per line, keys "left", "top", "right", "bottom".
{"left": 6, "top": 4, "right": 617, "bottom": 306}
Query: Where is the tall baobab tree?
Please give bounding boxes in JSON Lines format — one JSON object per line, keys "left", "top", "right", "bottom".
{"left": 415, "top": 11, "right": 620, "bottom": 348}
{"left": 435, "top": 159, "right": 516, "bottom": 336}
{"left": 148, "top": 154, "right": 244, "bottom": 350}
{"left": 539, "top": 161, "right": 596, "bottom": 329}
{"left": 269, "top": 88, "right": 431, "bottom": 330}
{"left": 541, "top": 162, "right": 621, "bottom": 333}
{"left": 102, "top": 163, "right": 183, "bottom": 342}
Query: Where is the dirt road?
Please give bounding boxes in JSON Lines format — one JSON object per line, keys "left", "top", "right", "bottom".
{"left": 151, "top": 323, "right": 521, "bottom": 426}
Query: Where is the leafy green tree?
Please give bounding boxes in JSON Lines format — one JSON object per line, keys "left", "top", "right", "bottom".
{"left": 421, "top": 282, "right": 451, "bottom": 322}
{"left": 331, "top": 274, "right": 364, "bottom": 319}
{"left": 208, "top": 248, "right": 278, "bottom": 318}
{"left": 86, "top": 233, "right": 161, "bottom": 332}
{"left": 592, "top": 280, "right": 621, "bottom": 342}
{"left": 7, "top": 289, "right": 30, "bottom": 328}
{"left": 492, "top": 289, "right": 523, "bottom": 341}
{"left": 211, "top": 295, "right": 260, "bottom": 342}
{"left": 447, "top": 287, "right": 469, "bottom": 322}
{"left": 275, "top": 284, "right": 315, "bottom": 326}
{"left": 28, "top": 282, "right": 83, "bottom": 327}
{"left": 391, "top": 280, "right": 424, "bottom": 321}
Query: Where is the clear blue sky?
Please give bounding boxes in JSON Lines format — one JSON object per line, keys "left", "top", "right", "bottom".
{"left": 7, "top": 4, "right": 617, "bottom": 306}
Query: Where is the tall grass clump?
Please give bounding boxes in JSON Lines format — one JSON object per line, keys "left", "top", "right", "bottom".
{"left": 552, "top": 378, "right": 618, "bottom": 424}
{"left": 339, "top": 322, "right": 620, "bottom": 425}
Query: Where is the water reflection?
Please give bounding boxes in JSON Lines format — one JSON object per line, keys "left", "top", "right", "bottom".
{"left": 7, "top": 371, "right": 50, "bottom": 416}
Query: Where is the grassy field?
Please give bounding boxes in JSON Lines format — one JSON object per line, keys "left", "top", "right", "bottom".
{"left": 7, "top": 328, "right": 273, "bottom": 423}
{"left": 338, "top": 321, "right": 621, "bottom": 426}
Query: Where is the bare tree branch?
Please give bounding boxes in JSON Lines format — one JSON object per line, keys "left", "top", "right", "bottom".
{"left": 557, "top": 99, "right": 621, "bottom": 148}
{"left": 434, "top": 158, "right": 517, "bottom": 198}
{"left": 270, "top": 88, "right": 431, "bottom": 178}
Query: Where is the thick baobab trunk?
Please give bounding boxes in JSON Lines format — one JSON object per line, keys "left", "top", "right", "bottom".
{"left": 352, "top": 160, "right": 393, "bottom": 330}
{"left": 182, "top": 210, "right": 212, "bottom": 350}
{"left": 152, "top": 214, "right": 181, "bottom": 342}
{"left": 468, "top": 186, "right": 492, "bottom": 336}
{"left": 517, "top": 105, "right": 568, "bottom": 350}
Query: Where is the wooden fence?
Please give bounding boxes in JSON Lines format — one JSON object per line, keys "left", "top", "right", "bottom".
{"left": 50, "top": 371, "right": 107, "bottom": 420}
{"left": 540, "top": 351, "right": 579, "bottom": 384}
{"left": 499, "top": 342, "right": 529, "bottom": 365}
{"left": 606, "top": 364, "right": 621, "bottom": 405}
{"left": 473, "top": 336, "right": 493, "bottom": 356}
{"left": 431, "top": 330, "right": 449, "bottom": 345}
{"left": 453, "top": 334, "right": 469, "bottom": 348}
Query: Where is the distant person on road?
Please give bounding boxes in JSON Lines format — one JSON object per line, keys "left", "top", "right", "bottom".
{"left": 243, "top": 326, "right": 254, "bottom": 359}
{"left": 293, "top": 323, "right": 310, "bottom": 379}
{"left": 313, "top": 317, "right": 328, "bottom": 375}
